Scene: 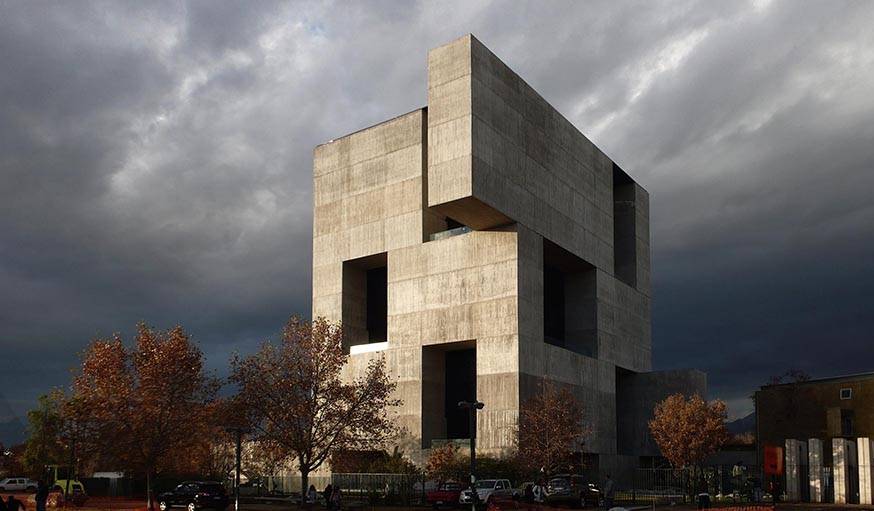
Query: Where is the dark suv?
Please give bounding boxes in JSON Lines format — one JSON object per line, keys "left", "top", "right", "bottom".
{"left": 546, "top": 474, "right": 601, "bottom": 508}
{"left": 158, "top": 481, "right": 229, "bottom": 511}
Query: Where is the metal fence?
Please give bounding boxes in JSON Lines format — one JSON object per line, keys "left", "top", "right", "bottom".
{"left": 616, "top": 466, "right": 771, "bottom": 505}
{"left": 267, "top": 472, "right": 426, "bottom": 505}
{"left": 331, "top": 473, "right": 426, "bottom": 506}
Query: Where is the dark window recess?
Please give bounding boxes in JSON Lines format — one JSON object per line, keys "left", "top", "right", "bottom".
{"left": 342, "top": 252, "right": 387, "bottom": 347}
{"left": 613, "top": 164, "right": 637, "bottom": 288}
{"left": 366, "top": 266, "right": 387, "bottom": 342}
{"left": 542, "top": 240, "right": 597, "bottom": 357}
{"left": 445, "top": 349, "right": 476, "bottom": 439}
{"left": 446, "top": 217, "right": 465, "bottom": 230}
{"left": 840, "top": 388, "right": 852, "bottom": 400}
{"left": 543, "top": 265, "right": 566, "bottom": 344}
{"left": 841, "top": 410, "right": 854, "bottom": 437}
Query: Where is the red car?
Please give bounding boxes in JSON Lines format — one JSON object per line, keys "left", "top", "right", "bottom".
{"left": 427, "top": 482, "right": 464, "bottom": 508}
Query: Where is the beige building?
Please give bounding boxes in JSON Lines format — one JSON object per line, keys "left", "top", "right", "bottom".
{"left": 312, "top": 35, "right": 704, "bottom": 473}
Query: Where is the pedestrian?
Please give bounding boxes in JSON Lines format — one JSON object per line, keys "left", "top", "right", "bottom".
{"left": 532, "top": 480, "right": 545, "bottom": 504}
{"left": 307, "top": 485, "right": 317, "bottom": 506}
{"left": 0, "top": 494, "right": 8, "bottom": 511}
{"left": 524, "top": 483, "right": 534, "bottom": 503}
{"left": 323, "top": 484, "right": 333, "bottom": 510}
{"left": 35, "top": 480, "right": 49, "bottom": 511}
{"left": 603, "top": 474, "right": 615, "bottom": 510}
{"left": 330, "top": 487, "right": 342, "bottom": 511}
{"left": 6, "top": 496, "right": 25, "bottom": 511}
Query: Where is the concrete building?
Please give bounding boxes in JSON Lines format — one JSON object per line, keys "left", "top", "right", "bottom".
{"left": 311, "top": 35, "right": 705, "bottom": 473}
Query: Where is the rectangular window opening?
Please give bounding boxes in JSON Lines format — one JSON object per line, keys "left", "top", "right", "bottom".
{"left": 366, "top": 266, "right": 387, "bottom": 342}
{"left": 543, "top": 239, "right": 597, "bottom": 357}
{"left": 841, "top": 409, "right": 854, "bottom": 437}
{"left": 342, "top": 253, "right": 387, "bottom": 349}
{"left": 613, "top": 164, "right": 637, "bottom": 288}
{"left": 421, "top": 340, "right": 476, "bottom": 448}
{"left": 427, "top": 214, "right": 472, "bottom": 242}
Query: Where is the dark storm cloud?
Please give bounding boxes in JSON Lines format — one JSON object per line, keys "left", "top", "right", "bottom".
{"left": 1, "top": 0, "right": 872, "bottom": 425}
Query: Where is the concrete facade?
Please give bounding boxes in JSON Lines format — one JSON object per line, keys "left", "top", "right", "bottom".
{"left": 859, "top": 437, "right": 873, "bottom": 505}
{"left": 312, "top": 35, "right": 704, "bottom": 467}
{"left": 785, "top": 439, "right": 808, "bottom": 501}
{"left": 808, "top": 438, "right": 824, "bottom": 503}
{"left": 832, "top": 438, "right": 858, "bottom": 504}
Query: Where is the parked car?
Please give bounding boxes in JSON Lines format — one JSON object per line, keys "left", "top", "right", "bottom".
{"left": 45, "top": 464, "right": 86, "bottom": 498}
{"left": 0, "top": 477, "right": 38, "bottom": 492}
{"left": 158, "top": 481, "right": 229, "bottom": 511}
{"left": 545, "top": 474, "right": 600, "bottom": 508}
{"left": 427, "top": 481, "right": 464, "bottom": 508}
{"left": 459, "top": 479, "right": 515, "bottom": 505}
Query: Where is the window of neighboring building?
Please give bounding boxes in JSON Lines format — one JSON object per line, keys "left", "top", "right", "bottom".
{"left": 840, "top": 388, "right": 852, "bottom": 400}
{"left": 841, "top": 409, "right": 854, "bottom": 437}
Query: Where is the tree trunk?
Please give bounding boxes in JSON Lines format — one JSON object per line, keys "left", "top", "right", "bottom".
{"left": 147, "top": 470, "right": 153, "bottom": 511}
{"left": 300, "top": 467, "right": 309, "bottom": 508}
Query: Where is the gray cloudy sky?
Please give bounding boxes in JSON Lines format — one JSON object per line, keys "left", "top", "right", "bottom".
{"left": 2, "top": 0, "right": 873, "bottom": 434}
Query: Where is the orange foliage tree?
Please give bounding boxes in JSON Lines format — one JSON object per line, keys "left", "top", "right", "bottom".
{"left": 515, "top": 381, "right": 589, "bottom": 477}
{"left": 425, "top": 443, "right": 466, "bottom": 484}
{"left": 68, "top": 324, "right": 219, "bottom": 509}
{"left": 649, "top": 393, "right": 729, "bottom": 494}
{"left": 230, "top": 316, "right": 401, "bottom": 498}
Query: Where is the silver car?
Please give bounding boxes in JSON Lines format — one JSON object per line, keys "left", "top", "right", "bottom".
{"left": 459, "top": 479, "right": 515, "bottom": 505}
{"left": 0, "top": 478, "right": 38, "bottom": 492}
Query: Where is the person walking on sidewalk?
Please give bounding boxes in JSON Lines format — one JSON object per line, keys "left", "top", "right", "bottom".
{"left": 603, "top": 474, "right": 615, "bottom": 510}
{"left": 35, "top": 480, "right": 49, "bottom": 511}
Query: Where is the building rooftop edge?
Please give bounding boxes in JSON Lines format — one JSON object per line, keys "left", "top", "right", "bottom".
{"left": 759, "top": 371, "right": 874, "bottom": 390}
{"left": 315, "top": 107, "right": 427, "bottom": 149}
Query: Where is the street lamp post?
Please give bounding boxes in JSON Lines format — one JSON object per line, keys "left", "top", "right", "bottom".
{"left": 458, "top": 400, "right": 484, "bottom": 511}
{"left": 224, "top": 427, "right": 245, "bottom": 511}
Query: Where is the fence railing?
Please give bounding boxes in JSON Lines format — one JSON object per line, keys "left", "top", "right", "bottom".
{"left": 267, "top": 472, "right": 426, "bottom": 505}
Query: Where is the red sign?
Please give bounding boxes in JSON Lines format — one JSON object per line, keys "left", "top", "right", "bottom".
{"left": 764, "top": 445, "right": 784, "bottom": 476}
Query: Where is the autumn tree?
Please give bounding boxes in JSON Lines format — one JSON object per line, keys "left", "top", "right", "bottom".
{"left": 230, "top": 316, "right": 401, "bottom": 499}
{"left": 649, "top": 394, "right": 729, "bottom": 496}
{"left": 514, "top": 380, "right": 589, "bottom": 477}
{"left": 768, "top": 369, "right": 811, "bottom": 386}
{"left": 68, "top": 324, "right": 219, "bottom": 509}
{"left": 425, "top": 443, "right": 466, "bottom": 484}
{"left": 21, "top": 391, "right": 68, "bottom": 478}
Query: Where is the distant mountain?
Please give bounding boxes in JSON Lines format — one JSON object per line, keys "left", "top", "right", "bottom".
{"left": 0, "top": 393, "right": 27, "bottom": 446}
{"left": 726, "top": 412, "right": 756, "bottom": 435}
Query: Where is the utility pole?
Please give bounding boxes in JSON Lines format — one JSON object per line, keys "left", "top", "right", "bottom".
{"left": 234, "top": 428, "right": 242, "bottom": 511}
{"left": 458, "top": 401, "right": 484, "bottom": 511}
{"left": 224, "top": 426, "right": 245, "bottom": 511}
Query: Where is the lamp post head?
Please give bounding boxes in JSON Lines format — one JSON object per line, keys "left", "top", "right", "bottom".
{"left": 457, "top": 400, "right": 485, "bottom": 410}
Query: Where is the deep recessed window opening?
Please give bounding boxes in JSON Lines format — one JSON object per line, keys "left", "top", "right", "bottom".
{"left": 445, "top": 348, "right": 476, "bottom": 439}
{"left": 544, "top": 265, "right": 566, "bottom": 344}
{"left": 428, "top": 216, "right": 472, "bottom": 242}
{"left": 613, "top": 164, "right": 637, "bottom": 288}
{"left": 542, "top": 239, "right": 597, "bottom": 357}
{"left": 342, "top": 252, "right": 387, "bottom": 348}
{"left": 840, "top": 388, "right": 852, "bottom": 400}
{"left": 366, "top": 266, "right": 387, "bottom": 342}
